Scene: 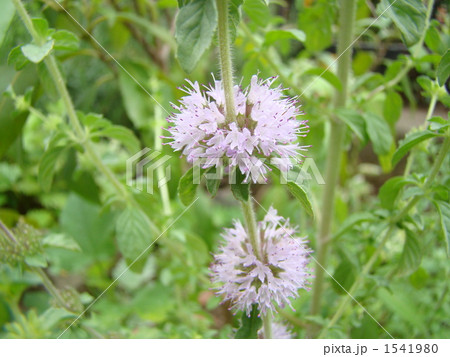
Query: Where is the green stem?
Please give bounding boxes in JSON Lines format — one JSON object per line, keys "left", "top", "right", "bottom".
{"left": 404, "top": 92, "right": 438, "bottom": 176}
{"left": 216, "top": 0, "right": 236, "bottom": 123}
{"left": 0, "top": 219, "right": 18, "bottom": 244}
{"left": 12, "top": 0, "right": 131, "bottom": 202}
{"left": 309, "top": 0, "right": 357, "bottom": 330}
{"left": 319, "top": 135, "right": 450, "bottom": 338}
{"left": 32, "top": 267, "right": 72, "bottom": 311}
{"left": 262, "top": 313, "right": 272, "bottom": 339}
{"left": 154, "top": 103, "right": 172, "bottom": 216}
{"left": 241, "top": 199, "right": 261, "bottom": 260}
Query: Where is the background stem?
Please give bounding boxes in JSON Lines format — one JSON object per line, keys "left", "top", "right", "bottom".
{"left": 216, "top": 0, "right": 236, "bottom": 123}
{"left": 12, "top": 0, "right": 132, "bottom": 203}
{"left": 319, "top": 135, "right": 450, "bottom": 337}
{"left": 309, "top": 0, "right": 357, "bottom": 332}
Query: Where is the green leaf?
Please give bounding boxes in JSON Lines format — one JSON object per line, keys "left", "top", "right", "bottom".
{"left": 24, "top": 254, "right": 48, "bottom": 268}
{"left": 38, "top": 146, "right": 67, "bottom": 191}
{"left": 303, "top": 67, "right": 342, "bottom": 91}
{"left": 379, "top": 176, "right": 415, "bottom": 210}
{"left": 333, "top": 212, "right": 377, "bottom": 240}
{"left": 392, "top": 130, "right": 439, "bottom": 167}
{"left": 175, "top": 0, "right": 217, "bottom": 73}
{"left": 425, "top": 21, "right": 446, "bottom": 55}
{"left": 362, "top": 112, "right": 393, "bottom": 156}
{"left": 51, "top": 30, "right": 80, "bottom": 51}
{"left": 31, "top": 18, "right": 49, "bottom": 41}
{"left": 264, "top": 29, "right": 306, "bottom": 47}
{"left": 336, "top": 108, "right": 367, "bottom": 143}
{"left": 178, "top": 166, "right": 202, "bottom": 206}
{"left": 39, "top": 308, "right": 77, "bottom": 331}
{"left": 437, "top": 50, "right": 450, "bottom": 87}
{"left": 60, "top": 194, "right": 116, "bottom": 260}
{"left": 231, "top": 168, "right": 250, "bottom": 202}
{"left": 118, "top": 68, "right": 152, "bottom": 128}
{"left": 42, "top": 233, "right": 81, "bottom": 252}
{"left": 94, "top": 125, "right": 140, "bottom": 154}
{"left": 243, "top": 0, "right": 270, "bottom": 27}
{"left": 21, "top": 40, "right": 54, "bottom": 63}
{"left": 298, "top": 0, "right": 335, "bottom": 52}
{"left": 0, "top": 0, "right": 15, "bottom": 47}
{"left": 378, "top": 287, "right": 425, "bottom": 329}
{"left": 229, "top": 0, "right": 244, "bottom": 41}
{"left": 398, "top": 228, "right": 422, "bottom": 275}
{"left": 205, "top": 166, "right": 222, "bottom": 197}
{"left": 378, "top": 0, "right": 426, "bottom": 46}
{"left": 434, "top": 200, "right": 450, "bottom": 256}
{"left": 286, "top": 181, "right": 314, "bottom": 218}
{"left": 331, "top": 255, "right": 356, "bottom": 295}
{"left": 8, "top": 46, "right": 29, "bottom": 70}
{"left": 116, "top": 207, "right": 156, "bottom": 261}
{"left": 428, "top": 116, "right": 450, "bottom": 131}
{"left": 383, "top": 90, "right": 403, "bottom": 128}
{"left": 235, "top": 305, "right": 262, "bottom": 339}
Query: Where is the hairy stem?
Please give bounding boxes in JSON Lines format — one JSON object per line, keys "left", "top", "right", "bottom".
{"left": 32, "top": 267, "right": 71, "bottom": 311}
{"left": 154, "top": 103, "right": 172, "bottom": 216}
{"left": 216, "top": 0, "right": 236, "bottom": 123}
{"left": 241, "top": 199, "right": 262, "bottom": 260}
{"left": 319, "top": 135, "right": 450, "bottom": 337}
{"left": 13, "top": 0, "right": 131, "bottom": 202}
{"left": 309, "top": 0, "right": 357, "bottom": 330}
{"left": 262, "top": 313, "right": 273, "bottom": 339}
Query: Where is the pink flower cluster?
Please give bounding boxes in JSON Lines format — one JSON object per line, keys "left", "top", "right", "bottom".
{"left": 211, "top": 207, "right": 312, "bottom": 315}
{"left": 166, "top": 75, "right": 309, "bottom": 182}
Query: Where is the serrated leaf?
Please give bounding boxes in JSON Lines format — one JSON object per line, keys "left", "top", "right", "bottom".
{"left": 235, "top": 305, "right": 262, "bottom": 339}
{"left": 303, "top": 67, "right": 342, "bottom": 91}
{"left": 38, "top": 146, "right": 66, "bottom": 191}
{"left": 298, "top": 0, "right": 335, "bottom": 52}
{"left": 205, "top": 166, "right": 222, "bottom": 197}
{"left": 336, "top": 108, "right": 367, "bottom": 143}
{"left": 398, "top": 228, "right": 422, "bottom": 275}
{"left": 231, "top": 168, "right": 250, "bottom": 202}
{"left": 264, "top": 29, "right": 306, "bottom": 47}
{"left": 178, "top": 166, "right": 202, "bottom": 205}
{"left": 94, "top": 125, "right": 140, "bottom": 154}
{"left": 383, "top": 90, "right": 403, "bottom": 128}
{"left": 175, "top": 0, "right": 217, "bottom": 73}
{"left": 24, "top": 254, "right": 48, "bottom": 268}
{"left": 21, "top": 40, "right": 54, "bottom": 63}
{"left": 39, "top": 308, "right": 77, "bottom": 331}
{"left": 362, "top": 112, "right": 393, "bottom": 156}
{"left": 229, "top": 0, "right": 244, "bottom": 41}
{"left": 378, "top": 0, "right": 426, "bottom": 46}
{"left": 243, "top": 0, "right": 271, "bottom": 27}
{"left": 8, "top": 46, "right": 29, "bottom": 70}
{"left": 334, "top": 212, "right": 377, "bottom": 240}
{"left": 42, "top": 233, "right": 81, "bottom": 252}
{"left": 116, "top": 207, "right": 156, "bottom": 261}
{"left": 379, "top": 176, "right": 415, "bottom": 210}
{"left": 31, "top": 18, "right": 49, "bottom": 41}
{"left": 51, "top": 30, "right": 80, "bottom": 51}
{"left": 331, "top": 255, "right": 356, "bottom": 295}
{"left": 437, "top": 50, "right": 450, "bottom": 87}
{"left": 286, "top": 181, "right": 314, "bottom": 218}
{"left": 434, "top": 200, "right": 450, "bottom": 256}
{"left": 428, "top": 116, "right": 450, "bottom": 131}
{"left": 392, "top": 130, "right": 439, "bottom": 167}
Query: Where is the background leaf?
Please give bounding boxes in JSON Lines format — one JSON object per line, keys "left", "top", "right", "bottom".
{"left": 175, "top": 0, "right": 218, "bottom": 73}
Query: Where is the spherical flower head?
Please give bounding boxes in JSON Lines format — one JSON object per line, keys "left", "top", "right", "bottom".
{"left": 165, "top": 75, "right": 309, "bottom": 183}
{"left": 258, "top": 322, "right": 295, "bottom": 339}
{"left": 210, "top": 207, "right": 312, "bottom": 316}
